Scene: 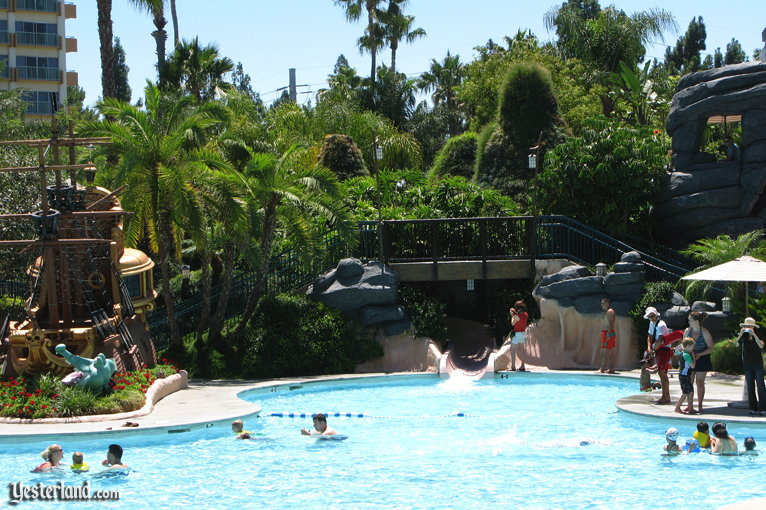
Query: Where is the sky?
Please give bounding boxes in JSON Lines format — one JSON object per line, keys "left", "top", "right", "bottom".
{"left": 66, "top": 0, "right": 766, "bottom": 108}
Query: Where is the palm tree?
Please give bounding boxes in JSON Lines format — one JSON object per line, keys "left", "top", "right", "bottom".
{"left": 164, "top": 38, "right": 234, "bottom": 102}
{"left": 80, "top": 83, "right": 232, "bottom": 347}
{"left": 680, "top": 230, "right": 766, "bottom": 307}
{"left": 229, "top": 146, "right": 350, "bottom": 340}
{"left": 170, "top": 0, "right": 179, "bottom": 47}
{"left": 334, "top": 0, "right": 386, "bottom": 91}
{"left": 417, "top": 52, "right": 465, "bottom": 136}
{"left": 380, "top": 2, "right": 425, "bottom": 74}
{"left": 97, "top": 0, "right": 115, "bottom": 99}
{"left": 128, "top": 0, "right": 168, "bottom": 84}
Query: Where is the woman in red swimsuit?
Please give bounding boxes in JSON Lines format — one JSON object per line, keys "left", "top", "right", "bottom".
{"left": 510, "top": 300, "right": 528, "bottom": 371}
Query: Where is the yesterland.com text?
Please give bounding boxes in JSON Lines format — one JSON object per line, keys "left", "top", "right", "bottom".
{"left": 7, "top": 481, "right": 119, "bottom": 505}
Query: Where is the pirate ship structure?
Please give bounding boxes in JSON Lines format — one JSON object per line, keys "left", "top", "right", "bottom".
{"left": 0, "top": 125, "right": 157, "bottom": 377}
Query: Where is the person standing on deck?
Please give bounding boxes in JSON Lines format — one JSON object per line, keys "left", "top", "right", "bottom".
{"left": 599, "top": 298, "right": 617, "bottom": 374}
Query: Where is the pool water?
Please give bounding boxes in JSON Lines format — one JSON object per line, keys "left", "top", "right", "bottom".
{"left": 1, "top": 373, "right": 764, "bottom": 509}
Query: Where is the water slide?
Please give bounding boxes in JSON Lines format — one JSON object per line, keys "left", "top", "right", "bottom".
{"left": 438, "top": 318, "right": 497, "bottom": 379}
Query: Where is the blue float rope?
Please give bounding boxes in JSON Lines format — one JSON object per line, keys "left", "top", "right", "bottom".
{"left": 262, "top": 412, "right": 478, "bottom": 419}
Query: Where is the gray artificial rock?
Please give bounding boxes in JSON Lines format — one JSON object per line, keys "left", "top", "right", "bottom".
{"left": 336, "top": 258, "right": 365, "bottom": 282}
{"left": 691, "top": 301, "right": 716, "bottom": 312}
{"left": 620, "top": 251, "right": 642, "bottom": 263}
{"left": 573, "top": 295, "right": 606, "bottom": 315}
{"left": 382, "top": 319, "right": 412, "bottom": 336}
{"left": 675, "top": 61, "right": 766, "bottom": 91}
{"left": 610, "top": 300, "right": 634, "bottom": 316}
{"left": 311, "top": 269, "right": 337, "bottom": 294}
{"left": 743, "top": 109, "right": 766, "bottom": 145}
{"left": 702, "top": 311, "right": 729, "bottom": 339}
{"left": 671, "top": 292, "right": 688, "bottom": 306}
{"left": 685, "top": 218, "right": 765, "bottom": 242}
{"left": 663, "top": 305, "right": 691, "bottom": 330}
{"left": 604, "top": 271, "right": 643, "bottom": 286}
{"left": 671, "top": 121, "right": 705, "bottom": 153}
{"left": 538, "top": 265, "right": 590, "bottom": 287}
{"left": 657, "top": 165, "right": 739, "bottom": 201}
{"left": 743, "top": 140, "right": 766, "bottom": 164}
{"left": 660, "top": 206, "right": 741, "bottom": 232}
{"left": 654, "top": 187, "right": 741, "bottom": 219}
{"left": 612, "top": 262, "right": 645, "bottom": 273}
{"left": 308, "top": 259, "right": 397, "bottom": 313}
{"left": 604, "top": 282, "right": 644, "bottom": 299}
{"left": 542, "top": 276, "right": 604, "bottom": 299}
{"left": 359, "top": 305, "right": 408, "bottom": 326}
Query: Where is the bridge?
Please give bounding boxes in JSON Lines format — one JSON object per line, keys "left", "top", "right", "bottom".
{"left": 1, "top": 215, "right": 695, "bottom": 349}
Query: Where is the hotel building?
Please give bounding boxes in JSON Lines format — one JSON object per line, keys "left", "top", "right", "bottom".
{"left": 0, "top": 0, "right": 77, "bottom": 118}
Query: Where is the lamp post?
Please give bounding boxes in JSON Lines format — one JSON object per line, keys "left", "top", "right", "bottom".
{"left": 528, "top": 144, "right": 542, "bottom": 176}
{"left": 722, "top": 296, "right": 732, "bottom": 313}
{"left": 595, "top": 263, "right": 607, "bottom": 278}
{"left": 373, "top": 139, "right": 384, "bottom": 263}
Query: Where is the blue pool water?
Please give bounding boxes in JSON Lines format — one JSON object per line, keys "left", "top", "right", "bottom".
{"left": 1, "top": 373, "right": 764, "bottom": 509}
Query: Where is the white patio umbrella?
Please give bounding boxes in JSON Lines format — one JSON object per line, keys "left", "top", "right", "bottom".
{"left": 681, "top": 255, "right": 766, "bottom": 317}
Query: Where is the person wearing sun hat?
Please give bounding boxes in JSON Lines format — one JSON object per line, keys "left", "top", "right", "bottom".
{"left": 737, "top": 317, "right": 766, "bottom": 416}
{"left": 645, "top": 307, "right": 673, "bottom": 404}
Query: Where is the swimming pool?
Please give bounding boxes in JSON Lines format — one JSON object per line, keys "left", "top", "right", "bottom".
{"left": 1, "top": 373, "right": 763, "bottom": 509}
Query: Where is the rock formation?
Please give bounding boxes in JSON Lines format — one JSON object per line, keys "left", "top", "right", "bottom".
{"left": 656, "top": 61, "right": 766, "bottom": 247}
{"left": 307, "top": 258, "right": 411, "bottom": 336}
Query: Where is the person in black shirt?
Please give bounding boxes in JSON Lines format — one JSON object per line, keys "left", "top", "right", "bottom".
{"left": 738, "top": 317, "right": 766, "bottom": 416}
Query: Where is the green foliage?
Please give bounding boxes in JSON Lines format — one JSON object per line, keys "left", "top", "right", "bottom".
{"left": 532, "top": 116, "right": 669, "bottom": 234}
{"left": 724, "top": 38, "right": 746, "bottom": 65}
{"left": 113, "top": 37, "right": 132, "bottom": 103}
{"left": 680, "top": 230, "right": 766, "bottom": 306}
{"left": 0, "top": 296, "right": 25, "bottom": 322}
{"left": 398, "top": 284, "right": 448, "bottom": 342}
{"left": 417, "top": 51, "right": 465, "bottom": 136}
{"left": 406, "top": 102, "right": 451, "bottom": 169}
{"left": 429, "top": 132, "right": 478, "bottom": 179}
{"left": 664, "top": 16, "right": 707, "bottom": 74}
{"left": 630, "top": 281, "right": 674, "bottom": 357}
{"left": 342, "top": 169, "right": 519, "bottom": 222}
{"left": 241, "top": 293, "right": 382, "bottom": 378}
{"left": 317, "top": 134, "right": 369, "bottom": 180}
{"left": 163, "top": 37, "right": 234, "bottom": 101}
{"left": 710, "top": 338, "right": 743, "bottom": 375}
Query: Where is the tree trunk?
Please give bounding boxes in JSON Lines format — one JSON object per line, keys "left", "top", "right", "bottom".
{"left": 367, "top": 3, "right": 377, "bottom": 92}
{"left": 157, "top": 210, "right": 181, "bottom": 347}
{"left": 208, "top": 238, "right": 236, "bottom": 346}
{"left": 196, "top": 235, "right": 212, "bottom": 345}
{"left": 232, "top": 201, "right": 279, "bottom": 340}
{"left": 97, "top": 0, "right": 115, "bottom": 99}
{"left": 170, "top": 0, "right": 180, "bottom": 48}
{"left": 391, "top": 39, "right": 398, "bottom": 74}
{"left": 152, "top": 7, "right": 168, "bottom": 86}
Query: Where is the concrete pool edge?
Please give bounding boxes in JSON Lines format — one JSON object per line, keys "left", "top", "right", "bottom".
{"left": 2, "top": 369, "right": 765, "bottom": 441}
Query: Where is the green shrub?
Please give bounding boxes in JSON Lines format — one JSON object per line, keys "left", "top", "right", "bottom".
{"left": 0, "top": 295, "right": 25, "bottom": 322}
{"left": 241, "top": 293, "right": 382, "bottom": 378}
{"left": 317, "top": 134, "right": 368, "bottom": 180}
{"left": 429, "top": 132, "right": 478, "bottom": 180}
{"left": 630, "top": 281, "right": 674, "bottom": 358}
{"left": 398, "top": 284, "right": 448, "bottom": 342}
{"left": 711, "top": 338, "right": 743, "bottom": 375}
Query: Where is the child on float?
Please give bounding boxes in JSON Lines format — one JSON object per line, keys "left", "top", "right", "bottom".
{"left": 693, "top": 421, "right": 711, "bottom": 449}
{"left": 674, "top": 338, "right": 697, "bottom": 414}
{"left": 70, "top": 451, "right": 89, "bottom": 472}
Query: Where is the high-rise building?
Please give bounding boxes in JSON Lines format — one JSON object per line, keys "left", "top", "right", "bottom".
{"left": 0, "top": 0, "right": 77, "bottom": 118}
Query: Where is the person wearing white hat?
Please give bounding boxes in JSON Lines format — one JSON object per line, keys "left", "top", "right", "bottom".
{"left": 663, "top": 427, "right": 680, "bottom": 454}
{"left": 645, "top": 307, "right": 672, "bottom": 404}
{"left": 738, "top": 317, "right": 766, "bottom": 416}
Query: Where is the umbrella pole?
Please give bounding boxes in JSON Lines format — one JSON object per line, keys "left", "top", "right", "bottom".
{"left": 746, "top": 284, "right": 749, "bottom": 317}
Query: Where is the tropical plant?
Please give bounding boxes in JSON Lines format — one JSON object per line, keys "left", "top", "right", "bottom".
{"left": 228, "top": 145, "right": 351, "bottom": 340}
{"left": 545, "top": 4, "right": 677, "bottom": 74}
{"left": 679, "top": 231, "right": 766, "bottom": 307}
{"left": 428, "top": 132, "right": 477, "bottom": 180}
{"left": 164, "top": 37, "right": 234, "bottom": 101}
{"left": 79, "top": 83, "right": 233, "bottom": 347}
{"left": 128, "top": 0, "right": 167, "bottom": 83}
{"left": 317, "top": 134, "right": 369, "bottom": 180}
{"left": 532, "top": 116, "right": 669, "bottom": 235}
{"left": 373, "top": 0, "right": 425, "bottom": 74}
{"left": 610, "top": 61, "right": 667, "bottom": 126}
{"left": 358, "top": 65, "right": 416, "bottom": 128}
{"left": 418, "top": 52, "right": 465, "bottom": 136}
{"left": 335, "top": 0, "right": 387, "bottom": 90}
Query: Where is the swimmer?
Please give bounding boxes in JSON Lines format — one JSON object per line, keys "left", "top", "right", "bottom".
{"left": 101, "top": 444, "right": 129, "bottom": 470}
{"left": 32, "top": 444, "right": 64, "bottom": 473}
{"left": 301, "top": 413, "right": 338, "bottom": 436}
{"left": 693, "top": 421, "right": 711, "bottom": 448}
{"left": 664, "top": 427, "right": 680, "bottom": 454}
{"left": 682, "top": 438, "right": 700, "bottom": 453}
{"left": 710, "top": 422, "right": 738, "bottom": 455}
{"left": 232, "top": 419, "right": 253, "bottom": 439}
{"left": 742, "top": 436, "right": 758, "bottom": 456}
{"left": 70, "top": 451, "right": 89, "bottom": 472}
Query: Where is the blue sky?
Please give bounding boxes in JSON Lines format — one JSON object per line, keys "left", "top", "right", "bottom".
{"left": 67, "top": 0, "right": 766, "bottom": 107}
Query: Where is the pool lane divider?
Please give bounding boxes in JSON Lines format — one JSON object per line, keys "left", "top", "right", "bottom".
{"left": 264, "top": 412, "right": 477, "bottom": 418}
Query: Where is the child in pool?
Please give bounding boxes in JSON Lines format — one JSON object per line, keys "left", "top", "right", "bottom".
{"left": 663, "top": 427, "right": 681, "bottom": 454}
{"left": 640, "top": 352, "right": 661, "bottom": 392}
{"left": 742, "top": 436, "right": 758, "bottom": 455}
{"left": 231, "top": 419, "right": 253, "bottom": 439}
{"left": 70, "top": 452, "right": 89, "bottom": 472}
{"left": 693, "top": 422, "right": 711, "bottom": 449}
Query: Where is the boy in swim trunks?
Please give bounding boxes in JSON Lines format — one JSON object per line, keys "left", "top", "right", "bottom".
{"left": 599, "top": 298, "right": 616, "bottom": 374}
{"left": 674, "top": 338, "right": 696, "bottom": 414}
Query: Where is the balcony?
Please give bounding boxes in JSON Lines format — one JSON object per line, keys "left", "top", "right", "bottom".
{"left": 65, "top": 69, "right": 77, "bottom": 86}
{"left": 65, "top": 36, "right": 76, "bottom": 52}
{"left": 16, "top": 31, "right": 60, "bottom": 47}
{"left": 17, "top": 65, "right": 60, "bottom": 81}
{"left": 15, "top": 0, "right": 58, "bottom": 13}
{"left": 64, "top": 2, "right": 74, "bottom": 19}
